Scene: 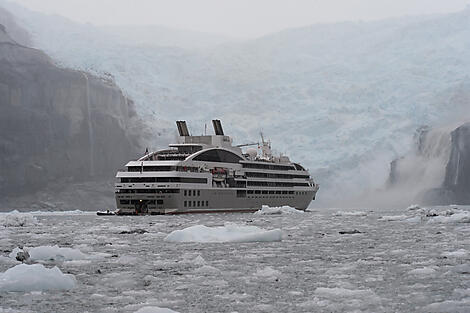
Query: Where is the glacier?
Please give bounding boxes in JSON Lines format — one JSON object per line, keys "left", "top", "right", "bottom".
{"left": 2, "top": 1, "right": 470, "bottom": 205}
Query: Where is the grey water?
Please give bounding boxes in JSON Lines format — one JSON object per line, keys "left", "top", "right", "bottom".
{"left": 0, "top": 207, "right": 469, "bottom": 313}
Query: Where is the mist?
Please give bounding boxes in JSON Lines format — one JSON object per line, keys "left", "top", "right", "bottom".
{"left": 10, "top": 0, "right": 470, "bottom": 38}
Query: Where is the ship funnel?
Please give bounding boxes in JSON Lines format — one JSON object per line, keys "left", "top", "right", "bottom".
{"left": 212, "top": 119, "right": 224, "bottom": 135}
{"left": 176, "top": 120, "right": 190, "bottom": 136}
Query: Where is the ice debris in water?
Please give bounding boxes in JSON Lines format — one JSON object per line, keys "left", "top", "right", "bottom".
{"left": 333, "top": 210, "right": 368, "bottom": 216}
{"left": 0, "top": 264, "right": 76, "bottom": 292}
{"left": 378, "top": 215, "right": 408, "bottom": 221}
{"left": 164, "top": 223, "right": 282, "bottom": 243}
{"left": 407, "top": 204, "right": 421, "bottom": 210}
{"left": 0, "top": 210, "right": 37, "bottom": 227}
{"left": 254, "top": 205, "right": 303, "bottom": 215}
{"left": 134, "top": 307, "right": 180, "bottom": 313}
{"left": 378, "top": 206, "right": 470, "bottom": 224}
{"left": 9, "top": 245, "right": 88, "bottom": 261}
{"left": 299, "top": 287, "right": 382, "bottom": 311}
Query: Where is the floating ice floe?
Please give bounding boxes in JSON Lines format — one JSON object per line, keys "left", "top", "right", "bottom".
{"left": 378, "top": 215, "right": 408, "bottom": 221}
{"left": 9, "top": 245, "right": 88, "bottom": 262}
{"left": 134, "top": 307, "right": 180, "bottom": 313}
{"left": 164, "top": 223, "right": 282, "bottom": 243}
{"left": 427, "top": 211, "right": 470, "bottom": 224}
{"left": 0, "top": 211, "right": 37, "bottom": 227}
{"left": 407, "top": 204, "right": 421, "bottom": 210}
{"left": 194, "top": 265, "right": 221, "bottom": 275}
{"left": 408, "top": 267, "right": 436, "bottom": 276}
{"left": 254, "top": 266, "right": 282, "bottom": 282}
{"left": 29, "top": 210, "right": 90, "bottom": 216}
{"left": 299, "top": 286, "right": 382, "bottom": 311}
{"left": 441, "top": 249, "right": 468, "bottom": 258}
{"left": 333, "top": 210, "right": 368, "bottom": 216}
{"left": 254, "top": 205, "right": 303, "bottom": 215}
{"left": 0, "top": 264, "right": 76, "bottom": 292}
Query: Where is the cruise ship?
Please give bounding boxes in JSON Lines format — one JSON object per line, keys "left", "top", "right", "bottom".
{"left": 115, "top": 120, "right": 319, "bottom": 214}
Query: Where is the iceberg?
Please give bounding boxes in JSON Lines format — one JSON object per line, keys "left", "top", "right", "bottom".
{"left": 9, "top": 245, "right": 88, "bottom": 261}
{"left": 164, "top": 224, "right": 282, "bottom": 243}
{"left": 0, "top": 264, "right": 76, "bottom": 292}
{"left": 0, "top": 210, "right": 37, "bottom": 227}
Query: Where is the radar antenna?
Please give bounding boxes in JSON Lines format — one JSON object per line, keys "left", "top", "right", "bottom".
{"left": 260, "top": 131, "right": 272, "bottom": 159}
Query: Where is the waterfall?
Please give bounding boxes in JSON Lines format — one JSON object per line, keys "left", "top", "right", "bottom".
{"left": 82, "top": 73, "right": 95, "bottom": 177}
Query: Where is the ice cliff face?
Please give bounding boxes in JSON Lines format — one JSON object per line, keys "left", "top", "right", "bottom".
{"left": 0, "top": 19, "right": 142, "bottom": 197}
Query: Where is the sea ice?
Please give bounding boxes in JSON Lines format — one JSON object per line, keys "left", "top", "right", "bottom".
{"left": 408, "top": 267, "right": 437, "bottom": 276}
{"left": 254, "top": 205, "right": 303, "bottom": 215}
{"left": 0, "top": 264, "right": 76, "bottom": 292}
{"left": 427, "top": 211, "right": 470, "bottom": 224}
{"left": 194, "top": 265, "right": 221, "bottom": 275}
{"left": 164, "top": 223, "right": 282, "bottom": 243}
{"left": 9, "top": 245, "right": 88, "bottom": 261}
{"left": 333, "top": 210, "right": 368, "bottom": 216}
{"left": 378, "top": 215, "right": 408, "bottom": 221}
{"left": 441, "top": 249, "right": 468, "bottom": 258}
{"left": 0, "top": 211, "right": 37, "bottom": 227}
{"left": 134, "top": 307, "right": 180, "bottom": 313}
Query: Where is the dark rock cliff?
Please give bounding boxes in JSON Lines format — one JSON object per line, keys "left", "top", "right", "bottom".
{"left": 388, "top": 122, "right": 470, "bottom": 205}
{"left": 0, "top": 23, "right": 142, "bottom": 198}
{"left": 442, "top": 123, "right": 470, "bottom": 203}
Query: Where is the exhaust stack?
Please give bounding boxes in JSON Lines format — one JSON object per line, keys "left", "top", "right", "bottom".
{"left": 212, "top": 119, "right": 224, "bottom": 135}
{"left": 176, "top": 120, "right": 190, "bottom": 136}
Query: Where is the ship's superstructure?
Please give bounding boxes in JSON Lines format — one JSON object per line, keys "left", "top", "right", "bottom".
{"left": 115, "top": 120, "right": 319, "bottom": 214}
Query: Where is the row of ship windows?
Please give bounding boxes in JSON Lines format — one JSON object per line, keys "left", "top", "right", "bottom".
{"left": 183, "top": 190, "right": 200, "bottom": 197}
{"left": 117, "top": 189, "right": 308, "bottom": 195}
{"left": 242, "top": 163, "right": 296, "bottom": 171}
{"left": 119, "top": 199, "right": 163, "bottom": 205}
{"left": 248, "top": 190, "right": 294, "bottom": 195}
{"left": 246, "top": 172, "right": 310, "bottom": 179}
{"left": 121, "top": 177, "right": 207, "bottom": 184}
{"left": 117, "top": 189, "right": 180, "bottom": 194}
{"left": 184, "top": 200, "right": 208, "bottom": 208}
{"left": 120, "top": 177, "right": 309, "bottom": 187}
{"left": 247, "top": 181, "right": 310, "bottom": 187}
{"left": 128, "top": 166, "right": 201, "bottom": 172}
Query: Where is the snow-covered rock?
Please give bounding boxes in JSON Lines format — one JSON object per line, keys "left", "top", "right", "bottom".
{"left": 0, "top": 211, "right": 37, "bottom": 227}
{"left": 0, "top": 264, "right": 76, "bottom": 291}
{"left": 254, "top": 205, "right": 303, "bottom": 215}
{"left": 9, "top": 245, "right": 88, "bottom": 261}
{"left": 164, "top": 223, "right": 282, "bottom": 243}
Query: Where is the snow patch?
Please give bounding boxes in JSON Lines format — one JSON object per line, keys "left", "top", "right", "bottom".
{"left": 0, "top": 211, "right": 37, "bottom": 227}
{"left": 164, "top": 223, "right": 282, "bottom": 243}
{"left": 254, "top": 205, "right": 303, "bottom": 215}
{"left": 0, "top": 264, "right": 76, "bottom": 292}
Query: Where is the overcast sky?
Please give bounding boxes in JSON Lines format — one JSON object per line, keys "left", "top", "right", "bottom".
{"left": 10, "top": 0, "right": 470, "bottom": 38}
